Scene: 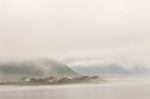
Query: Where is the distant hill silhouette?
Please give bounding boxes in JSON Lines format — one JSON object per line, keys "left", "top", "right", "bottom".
{"left": 0, "top": 59, "right": 79, "bottom": 81}
{"left": 71, "top": 64, "right": 150, "bottom": 77}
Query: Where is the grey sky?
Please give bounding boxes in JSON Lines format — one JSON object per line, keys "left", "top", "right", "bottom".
{"left": 0, "top": 0, "right": 150, "bottom": 66}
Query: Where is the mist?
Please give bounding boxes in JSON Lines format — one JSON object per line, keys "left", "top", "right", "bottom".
{"left": 0, "top": 0, "right": 150, "bottom": 78}
{"left": 0, "top": 0, "right": 150, "bottom": 62}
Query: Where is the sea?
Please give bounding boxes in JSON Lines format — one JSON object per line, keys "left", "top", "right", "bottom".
{"left": 0, "top": 79, "right": 150, "bottom": 99}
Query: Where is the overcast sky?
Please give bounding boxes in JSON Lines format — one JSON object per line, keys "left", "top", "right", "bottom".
{"left": 0, "top": 0, "right": 150, "bottom": 66}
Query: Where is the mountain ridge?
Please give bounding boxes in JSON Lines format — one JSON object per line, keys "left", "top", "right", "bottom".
{"left": 71, "top": 64, "right": 150, "bottom": 77}
{"left": 0, "top": 59, "right": 79, "bottom": 81}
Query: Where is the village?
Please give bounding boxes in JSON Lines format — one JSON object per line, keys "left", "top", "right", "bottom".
{"left": 0, "top": 76, "right": 102, "bottom": 85}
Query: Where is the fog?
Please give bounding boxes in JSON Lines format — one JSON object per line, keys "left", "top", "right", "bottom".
{"left": 0, "top": 0, "right": 150, "bottom": 69}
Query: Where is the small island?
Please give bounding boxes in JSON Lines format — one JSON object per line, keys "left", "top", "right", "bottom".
{"left": 0, "top": 59, "right": 105, "bottom": 85}
{"left": 0, "top": 76, "right": 104, "bottom": 85}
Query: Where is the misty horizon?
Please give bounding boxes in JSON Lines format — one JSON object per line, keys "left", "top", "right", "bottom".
{"left": 0, "top": 0, "right": 150, "bottom": 99}
{"left": 0, "top": 0, "right": 150, "bottom": 68}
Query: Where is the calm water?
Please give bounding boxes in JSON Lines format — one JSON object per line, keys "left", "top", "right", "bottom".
{"left": 0, "top": 80, "right": 150, "bottom": 99}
